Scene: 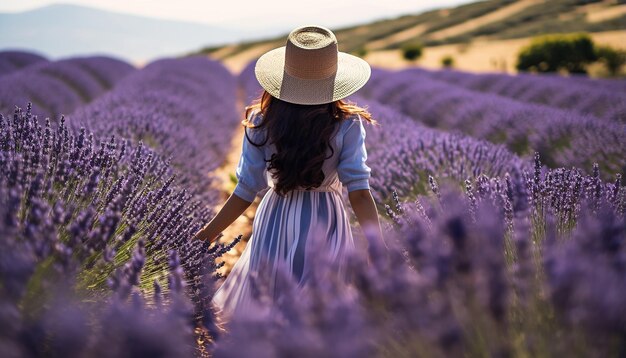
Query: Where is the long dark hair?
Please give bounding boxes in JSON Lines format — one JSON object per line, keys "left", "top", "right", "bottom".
{"left": 243, "top": 90, "right": 376, "bottom": 196}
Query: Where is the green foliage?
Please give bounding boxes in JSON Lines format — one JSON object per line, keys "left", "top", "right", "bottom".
{"left": 595, "top": 45, "right": 626, "bottom": 76}
{"left": 402, "top": 42, "right": 423, "bottom": 62}
{"left": 441, "top": 55, "right": 455, "bottom": 68}
{"left": 516, "top": 33, "right": 597, "bottom": 74}
{"left": 229, "top": 172, "right": 238, "bottom": 185}
{"left": 516, "top": 33, "right": 626, "bottom": 77}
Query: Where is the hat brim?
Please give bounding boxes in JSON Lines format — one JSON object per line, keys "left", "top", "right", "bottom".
{"left": 254, "top": 46, "right": 371, "bottom": 105}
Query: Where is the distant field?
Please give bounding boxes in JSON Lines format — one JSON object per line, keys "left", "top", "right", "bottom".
{"left": 200, "top": 0, "right": 626, "bottom": 75}
{"left": 212, "top": 30, "right": 626, "bottom": 75}
{"left": 364, "top": 30, "right": 626, "bottom": 74}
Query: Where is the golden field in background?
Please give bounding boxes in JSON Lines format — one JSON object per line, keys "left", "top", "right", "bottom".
{"left": 203, "top": 0, "right": 626, "bottom": 76}
{"left": 215, "top": 30, "right": 626, "bottom": 75}
{"left": 363, "top": 30, "right": 626, "bottom": 74}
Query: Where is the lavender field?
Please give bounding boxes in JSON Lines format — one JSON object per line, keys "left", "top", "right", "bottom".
{"left": 1, "top": 50, "right": 625, "bottom": 357}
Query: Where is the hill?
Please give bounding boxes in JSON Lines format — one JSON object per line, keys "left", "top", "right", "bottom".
{"left": 195, "top": 0, "right": 626, "bottom": 74}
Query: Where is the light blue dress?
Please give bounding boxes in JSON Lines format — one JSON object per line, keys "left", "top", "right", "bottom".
{"left": 211, "top": 109, "right": 371, "bottom": 322}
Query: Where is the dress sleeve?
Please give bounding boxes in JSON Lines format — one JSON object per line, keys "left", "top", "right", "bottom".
{"left": 232, "top": 112, "right": 269, "bottom": 202}
{"left": 337, "top": 115, "right": 371, "bottom": 192}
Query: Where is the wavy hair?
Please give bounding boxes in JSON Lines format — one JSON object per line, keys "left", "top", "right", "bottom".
{"left": 242, "top": 90, "right": 376, "bottom": 196}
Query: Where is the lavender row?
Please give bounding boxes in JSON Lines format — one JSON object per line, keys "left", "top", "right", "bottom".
{"left": 70, "top": 56, "right": 137, "bottom": 89}
{"left": 355, "top": 96, "right": 624, "bottom": 219}
{"left": 561, "top": 73, "right": 626, "bottom": 93}
{"left": 239, "top": 61, "right": 265, "bottom": 105}
{"left": 70, "top": 56, "right": 239, "bottom": 186}
{"left": 0, "top": 104, "right": 234, "bottom": 355}
{"left": 0, "top": 50, "right": 48, "bottom": 76}
{"left": 361, "top": 68, "right": 625, "bottom": 180}
{"left": 0, "top": 55, "right": 135, "bottom": 121}
{"left": 406, "top": 67, "right": 626, "bottom": 123}
{"left": 351, "top": 94, "right": 530, "bottom": 206}
{"left": 521, "top": 71, "right": 626, "bottom": 94}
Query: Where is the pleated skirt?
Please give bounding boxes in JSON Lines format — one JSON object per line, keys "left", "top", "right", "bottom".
{"left": 211, "top": 187, "right": 356, "bottom": 322}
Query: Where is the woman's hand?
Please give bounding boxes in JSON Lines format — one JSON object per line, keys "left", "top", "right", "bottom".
{"left": 191, "top": 192, "right": 253, "bottom": 244}
{"left": 192, "top": 226, "right": 220, "bottom": 243}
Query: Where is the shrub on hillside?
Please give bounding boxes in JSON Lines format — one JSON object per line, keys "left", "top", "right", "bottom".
{"left": 401, "top": 42, "right": 423, "bottom": 62}
{"left": 595, "top": 45, "right": 626, "bottom": 76}
{"left": 441, "top": 55, "right": 455, "bottom": 68}
{"left": 516, "top": 33, "right": 597, "bottom": 74}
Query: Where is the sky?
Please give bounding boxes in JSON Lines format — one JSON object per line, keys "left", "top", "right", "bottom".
{"left": 0, "top": 0, "right": 475, "bottom": 31}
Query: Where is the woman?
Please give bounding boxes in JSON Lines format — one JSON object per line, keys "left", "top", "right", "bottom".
{"left": 193, "top": 25, "right": 384, "bottom": 322}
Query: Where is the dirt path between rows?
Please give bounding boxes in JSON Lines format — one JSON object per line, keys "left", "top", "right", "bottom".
{"left": 209, "top": 85, "right": 258, "bottom": 278}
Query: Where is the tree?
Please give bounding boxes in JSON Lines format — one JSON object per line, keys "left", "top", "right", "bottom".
{"left": 441, "top": 55, "right": 454, "bottom": 68}
{"left": 516, "top": 33, "right": 597, "bottom": 74}
{"left": 401, "top": 42, "right": 423, "bottom": 62}
{"left": 595, "top": 45, "right": 626, "bottom": 76}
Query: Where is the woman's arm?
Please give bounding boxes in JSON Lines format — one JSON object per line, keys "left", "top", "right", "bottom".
{"left": 192, "top": 193, "right": 253, "bottom": 243}
{"left": 348, "top": 189, "right": 388, "bottom": 255}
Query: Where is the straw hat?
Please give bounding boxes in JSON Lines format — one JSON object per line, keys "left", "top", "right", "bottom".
{"left": 254, "top": 25, "right": 371, "bottom": 105}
